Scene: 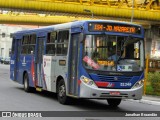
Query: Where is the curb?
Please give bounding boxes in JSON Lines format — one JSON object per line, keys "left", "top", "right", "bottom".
{"left": 139, "top": 99, "right": 160, "bottom": 105}
{"left": 126, "top": 99, "right": 160, "bottom": 106}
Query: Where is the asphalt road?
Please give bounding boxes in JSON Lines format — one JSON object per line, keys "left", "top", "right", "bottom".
{"left": 0, "top": 64, "right": 159, "bottom": 120}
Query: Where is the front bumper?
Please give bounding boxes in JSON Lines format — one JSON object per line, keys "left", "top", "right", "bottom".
{"left": 79, "top": 81, "right": 143, "bottom": 100}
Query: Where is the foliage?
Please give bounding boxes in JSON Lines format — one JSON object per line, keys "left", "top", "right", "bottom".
{"left": 147, "top": 72, "right": 160, "bottom": 93}
{"left": 146, "top": 85, "right": 153, "bottom": 95}
{"left": 146, "top": 85, "right": 160, "bottom": 96}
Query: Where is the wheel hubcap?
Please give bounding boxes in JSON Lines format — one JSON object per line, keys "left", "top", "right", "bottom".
{"left": 59, "top": 85, "right": 65, "bottom": 98}
{"left": 24, "top": 78, "right": 27, "bottom": 89}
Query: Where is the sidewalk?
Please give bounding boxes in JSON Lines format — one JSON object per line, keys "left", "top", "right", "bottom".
{"left": 139, "top": 95, "right": 160, "bottom": 105}
{"left": 143, "top": 95, "right": 160, "bottom": 102}
{"left": 127, "top": 95, "right": 160, "bottom": 105}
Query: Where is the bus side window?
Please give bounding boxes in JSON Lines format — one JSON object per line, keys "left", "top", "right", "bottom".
{"left": 30, "top": 34, "right": 36, "bottom": 44}
{"left": 57, "top": 30, "right": 69, "bottom": 55}
{"left": 46, "top": 31, "right": 57, "bottom": 55}
{"left": 21, "top": 45, "right": 28, "bottom": 54}
{"left": 29, "top": 34, "right": 36, "bottom": 54}
{"left": 46, "top": 44, "right": 55, "bottom": 54}
{"left": 28, "top": 46, "right": 35, "bottom": 54}
{"left": 21, "top": 35, "right": 29, "bottom": 54}
{"left": 21, "top": 34, "right": 36, "bottom": 55}
{"left": 47, "top": 33, "right": 51, "bottom": 43}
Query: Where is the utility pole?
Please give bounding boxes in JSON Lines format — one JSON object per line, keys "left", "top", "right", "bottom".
{"left": 131, "top": 0, "right": 134, "bottom": 22}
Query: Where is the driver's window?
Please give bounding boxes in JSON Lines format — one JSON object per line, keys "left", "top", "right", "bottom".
{"left": 125, "top": 41, "right": 140, "bottom": 59}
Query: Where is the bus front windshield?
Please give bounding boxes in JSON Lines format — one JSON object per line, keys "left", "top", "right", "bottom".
{"left": 83, "top": 35, "right": 144, "bottom": 72}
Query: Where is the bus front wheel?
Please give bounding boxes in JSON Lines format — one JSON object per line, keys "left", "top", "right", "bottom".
{"left": 107, "top": 99, "right": 121, "bottom": 107}
{"left": 24, "top": 73, "right": 32, "bottom": 92}
{"left": 57, "top": 79, "right": 69, "bottom": 105}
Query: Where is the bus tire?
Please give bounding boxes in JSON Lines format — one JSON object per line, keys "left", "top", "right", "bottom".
{"left": 107, "top": 99, "right": 121, "bottom": 107}
{"left": 24, "top": 73, "right": 32, "bottom": 92}
{"left": 57, "top": 79, "right": 69, "bottom": 105}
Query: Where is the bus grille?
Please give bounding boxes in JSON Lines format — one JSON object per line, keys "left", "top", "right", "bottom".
{"left": 100, "top": 93, "right": 128, "bottom": 98}
{"left": 97, "top": 75, "right": 132, "bottom": 82}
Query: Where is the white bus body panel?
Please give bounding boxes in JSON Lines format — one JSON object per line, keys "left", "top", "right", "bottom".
{"left": 43, "top": 56, "right": 54, "bottom": 91}
{"left": 43, "top": 55, "right": 68, "bottom": 93}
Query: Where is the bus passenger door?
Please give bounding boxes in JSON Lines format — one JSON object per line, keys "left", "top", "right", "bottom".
{"left": 68, "top": 33, "right": 80, "bottom": 96}
{"left": 10, "top": 38, "right": 21, "bottom": 81}
{"left": 35, "top": 37, "right": 45, "bottom": 88}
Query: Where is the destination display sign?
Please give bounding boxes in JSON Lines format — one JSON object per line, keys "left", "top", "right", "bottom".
{"left": 88, "top": 22, "right": 141, "bottom": 34}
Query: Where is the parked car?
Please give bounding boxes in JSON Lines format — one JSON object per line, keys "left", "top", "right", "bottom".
{"left": 0, "top": 58, "right": 5, "bottom": 64}
{"left": 3, "top": 57, "right": 10, "bottom": 64}
{"left": 0, "top": 56, "right": 3, "bottom": 63}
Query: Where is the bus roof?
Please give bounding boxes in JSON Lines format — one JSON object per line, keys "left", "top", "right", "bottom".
{"left": 14, "top": 20, "right": 142, "bottom": 34}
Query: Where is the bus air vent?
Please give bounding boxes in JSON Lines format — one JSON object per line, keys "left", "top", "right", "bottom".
{"left": 98, "top": 75, "right": 132, "bottom": 82}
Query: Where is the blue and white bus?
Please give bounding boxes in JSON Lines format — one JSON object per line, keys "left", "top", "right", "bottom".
{"left": 10, "top": 20, "right": 145, "bottom": 107}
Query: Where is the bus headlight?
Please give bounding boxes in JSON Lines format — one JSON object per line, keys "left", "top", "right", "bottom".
{"left": 80, "top": 76, "right": 98, "bottom": 88}
{"left": 132, "top": 79, "right": 144, "bottom": 89}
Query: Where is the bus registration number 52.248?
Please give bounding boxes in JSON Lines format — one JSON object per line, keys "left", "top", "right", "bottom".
{"left": 120, "top": 83, "right": 132, "bottom": 86}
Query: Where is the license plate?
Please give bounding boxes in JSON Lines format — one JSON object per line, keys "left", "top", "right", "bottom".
{"left": 110, "top": 91, "right": 120, "bottom": 95}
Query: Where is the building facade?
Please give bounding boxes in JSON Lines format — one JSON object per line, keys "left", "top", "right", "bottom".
{"left": 145, "top": 26, "right": 160, "bottom": 59}
{"left": 0, "top": 25, "right": 38, "bottom": 58}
